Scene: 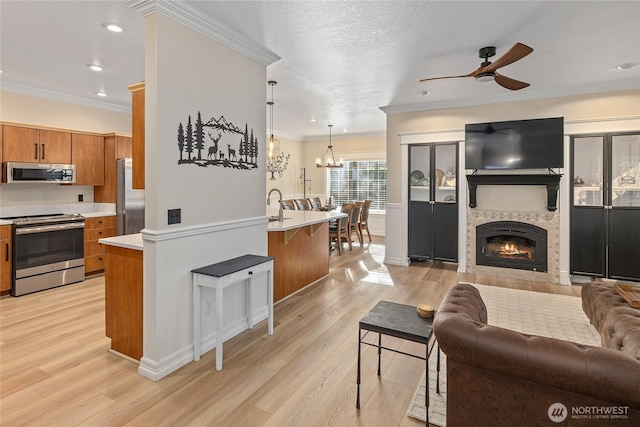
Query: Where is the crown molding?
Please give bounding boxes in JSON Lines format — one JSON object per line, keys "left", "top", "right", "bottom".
{"left": 301, "top": 130, "right": 386, "bottom": 142}
{"left": 125, "top": 0, "right": 280, "bottom": 66}
{"left": 0, "top": 82, "right": 131, "bottom": 114}
{"left": 379, "top": 79, "right": 640, "bottom": 115}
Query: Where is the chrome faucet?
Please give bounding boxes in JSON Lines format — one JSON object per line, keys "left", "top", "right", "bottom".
{"left": 267, "top": 188, "right": 284, "bottom": 222}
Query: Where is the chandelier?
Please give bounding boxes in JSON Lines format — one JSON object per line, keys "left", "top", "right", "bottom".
{"left": 316, "top": 124, "right": 343, "bottom": 168}
{"left": 266, "top": 80, "right": 290, "bottom": 180}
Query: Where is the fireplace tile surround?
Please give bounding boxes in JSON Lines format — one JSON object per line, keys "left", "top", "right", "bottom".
{"left": 467, "top": 208, "right": 561, "bottom": 284}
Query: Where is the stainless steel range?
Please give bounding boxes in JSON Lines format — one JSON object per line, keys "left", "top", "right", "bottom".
{"left": 9, "top": 213, "right": 85, "bottom": 296}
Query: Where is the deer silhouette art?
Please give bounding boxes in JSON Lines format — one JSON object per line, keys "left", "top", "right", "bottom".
{"left": 227, "top": 144, "right": 237, "bottom": 161}
{"left": 219, "top": 152, "right": 225, "bottom": 160}
{"left": 207, "top": 132, "right": 221, "bottom": 159}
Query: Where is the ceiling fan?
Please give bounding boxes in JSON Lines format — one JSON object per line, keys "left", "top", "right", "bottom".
{"left": 420, "top": 43, "right": 533, "bottom": 90}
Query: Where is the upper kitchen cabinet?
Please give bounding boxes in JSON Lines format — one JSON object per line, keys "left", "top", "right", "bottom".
{"left": 72, "top": 133, "right": 104, "bottom": 186}
{"left": 2, "top": 125, "right": 72, "bottom": 164}
{"left": 94, "top": 133, "right": 132, "bottom": 203}
{"left": 129, "top": 82, "right": 145, "bottom": 189}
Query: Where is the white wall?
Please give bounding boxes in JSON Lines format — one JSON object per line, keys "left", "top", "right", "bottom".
{"left": 0, "top": 91, "right": 131, "bottom": 134}
{"left": 265, "top": 135, "right": 303, "bottom": 199}
{"left": 139, "top": 13, "right": 269, "bottom": 380}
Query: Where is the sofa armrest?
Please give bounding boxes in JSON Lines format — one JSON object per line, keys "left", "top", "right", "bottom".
{"left": 434, "top": 283, "right": 640, "bottom": 409}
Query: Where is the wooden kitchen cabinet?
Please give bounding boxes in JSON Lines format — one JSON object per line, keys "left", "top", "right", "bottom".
{"left": 2, "top": 125, "right": 72, "bottom": 164}
{"left": 84, "top": 216, "right": 116, "bottom": 275}
{"left": 129, "top": 82, "right": 145, "bottom": 189}
{"left": 72, "top": 133, "right": 104, "bottom": 186}
{"left": 1, "top": 225, "right": 12, "bottom": 294}
{"left": 104, "top": 244, "right": 143, "bottom": 360}
{"left": 94, "top": 133, "right": 132, "bottom": 203}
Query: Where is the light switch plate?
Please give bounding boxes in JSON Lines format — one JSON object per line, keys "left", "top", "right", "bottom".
{"left": 168, "top": 208, "right": 181, "bottom": 225}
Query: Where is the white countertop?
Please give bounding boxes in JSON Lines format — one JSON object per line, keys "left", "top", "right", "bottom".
{"left": 95, "top": 209, "right": 343, "bottom": 250}
{"left": 0, "top": 202, "right": 116, "bottom": 224}
{"left": 266, "top": 207, "right": 346, "bottom": 232}
{"left": 0, "top": 211, "right": 114, "bottom": 225}
{"left": 81, "top": 211, "right": 116, "bottom": 218}
{"left": 99, "top": 233, "right": 143, "bottom": 251}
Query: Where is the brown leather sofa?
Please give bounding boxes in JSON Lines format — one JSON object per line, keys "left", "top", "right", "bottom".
{"left": 433, "top": 283, "right": 640, "bottom": 426}
{"left": 582, "top": 282, "right": 640, "bottom": 359}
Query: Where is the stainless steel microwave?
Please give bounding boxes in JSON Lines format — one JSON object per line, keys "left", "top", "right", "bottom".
{"left": 2, "top": 162, "right": 76, "bottom": 184}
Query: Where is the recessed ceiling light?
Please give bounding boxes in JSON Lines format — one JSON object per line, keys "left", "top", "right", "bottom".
{"left": 615, "top": 62, "right": 639, "bottom": 70}
{"left": 342, "top": 128, "right": 348, "bottom": 133}
{"left": 419, "top": 90, "right": 432, "bottom": 96}
{"left": 102, "top": 22, "right": 123, "bottom": 33}
{"left": 95, "top": 91, "right": 107, "bottom": 97}
{"left": 87, "top": 64, "right": 103, "bottom": 72}
{"left": 309, "top": 118, "right": 317, "bottom": 122}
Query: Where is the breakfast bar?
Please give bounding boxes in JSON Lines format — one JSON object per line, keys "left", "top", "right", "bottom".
{"left": 267, "top": 208, "right": 346, "bottom": 301}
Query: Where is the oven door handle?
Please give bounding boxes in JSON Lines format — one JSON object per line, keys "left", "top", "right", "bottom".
{"left": 15, "top": 222, "right": 85, "bottom": 235}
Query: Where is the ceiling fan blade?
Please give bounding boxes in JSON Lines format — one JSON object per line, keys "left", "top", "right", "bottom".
{"left": 419, "top": 72, "right": 475, "bottom": 83}
{"left": 495, "top": 73, "right": 530, "bottom": 90}
{"left": 484, "top": 42, "right": 533, "bottom": 72}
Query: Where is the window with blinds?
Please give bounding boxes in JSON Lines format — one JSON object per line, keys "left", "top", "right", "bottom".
{"left": 328, "top": 160, "right": 387, "bottom": 210}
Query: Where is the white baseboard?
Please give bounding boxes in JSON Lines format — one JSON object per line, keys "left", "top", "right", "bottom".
{"left": 457, "top": 260, "right": 467, "bottom": 273}
{"left": 384, "top": 255, "right": 409, "bottom": 266}
{"left": 138, "top": 349, "right": 193, "bottom": 381}
{"left": 138, "top": 308, "right": 268, "bottom": 381}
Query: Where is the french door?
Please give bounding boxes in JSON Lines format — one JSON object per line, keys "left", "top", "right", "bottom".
{"left": 408, "top": 143, "right": 458, "bottom": 262}
{"left": 570, "top": 132, "right": 640, "bottom": 281}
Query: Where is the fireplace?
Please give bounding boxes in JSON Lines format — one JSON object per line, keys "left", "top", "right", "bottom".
{"left": 476, "top": 221, "right": 547, "bottom": 272}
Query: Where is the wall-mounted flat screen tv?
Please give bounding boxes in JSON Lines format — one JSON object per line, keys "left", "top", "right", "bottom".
{"left": 465, "top": 117, "right": 564, "bottom": 170}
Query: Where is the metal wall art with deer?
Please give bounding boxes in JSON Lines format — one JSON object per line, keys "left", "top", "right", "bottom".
{"left": 176, "top": 111, "right": 259, "bottom": 170}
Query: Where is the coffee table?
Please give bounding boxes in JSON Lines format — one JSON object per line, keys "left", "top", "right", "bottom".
{"left": 356, "top": 300, "right": 439, "bottom": 425}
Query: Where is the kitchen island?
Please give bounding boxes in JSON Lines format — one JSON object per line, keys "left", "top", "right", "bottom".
{"left": 267, "top": 207, "right": 346, "bottom": 301}
{"left": 98, "top": 233, "right": 143, "bottom": 361}
{"left": 97, "top": 208, "right": 344, "bottom": 360}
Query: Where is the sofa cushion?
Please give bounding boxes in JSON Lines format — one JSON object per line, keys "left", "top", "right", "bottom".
{"left": 602, "top": 306, "right": 640, "bottom": 360}
{"left": 581, "top": 282, "right": 629, "bottom": 332}
{"left": 581, "top": 281, "right": 640, "bottom": 359}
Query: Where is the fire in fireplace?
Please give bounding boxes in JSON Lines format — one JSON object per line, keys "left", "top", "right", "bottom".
{"left": 476, "top": 221, "right": 547, "bottom": 272}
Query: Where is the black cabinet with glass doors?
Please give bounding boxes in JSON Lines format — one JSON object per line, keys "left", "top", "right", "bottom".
{"left": 408, "top": 143, "right": 458, "bottom": 262}
{"left": 571, "top": 133, "right": 640, "bottom": 281}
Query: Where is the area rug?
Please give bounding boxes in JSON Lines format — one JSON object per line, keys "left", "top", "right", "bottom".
{"left": 407, "top": 283, "right": 601, "bottom": 426}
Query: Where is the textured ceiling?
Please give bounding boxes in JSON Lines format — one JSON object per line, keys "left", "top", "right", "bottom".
{"left": 1, "top": 1, "right": 639, "bottom": 140}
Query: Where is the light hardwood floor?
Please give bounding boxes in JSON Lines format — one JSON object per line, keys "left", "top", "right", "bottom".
{"left": 0, "top": 237, "right": 581, "bottom": 426}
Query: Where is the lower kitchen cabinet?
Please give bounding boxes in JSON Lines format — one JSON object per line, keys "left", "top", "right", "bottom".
{"left": 84, "top": 216, "right": 116, "bottom": 275}
{"left": 104, "top": 244, "right": 143, "bottom": 361}
{"left": 1, "top": 225, "right": 12, "bottom": 294}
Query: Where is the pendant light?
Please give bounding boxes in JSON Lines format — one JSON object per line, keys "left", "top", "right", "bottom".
{"left": 316, "top": 124, "right": 343, "bottom": 168}
{"left": 265, "top": 80, "right": 290, "bottom": 180}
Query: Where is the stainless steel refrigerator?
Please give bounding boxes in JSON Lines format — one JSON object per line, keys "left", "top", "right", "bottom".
{"left": 116, "top": 158, "right": 145, "bottom": 235}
